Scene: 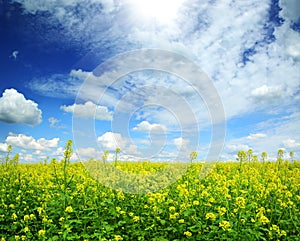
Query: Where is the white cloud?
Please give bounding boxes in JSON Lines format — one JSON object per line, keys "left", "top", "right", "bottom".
{"left": 0, "top": 143, "right": 8, "bottom": 152}
{"left": 6, "top": 133, "right": 59, "bottom": 150}
{"left": 246, "top": 133, "right": 267, "bottom": 140}
{"left": 11, "top": 50, "right": 19, "bottom": 59}
{"left": 132, "top": 121, "right": 166, "bottom": 132}
{"left": 251, "top": 85, "right": 283, "bottom": 101}
{"left": 48, "top": 117, "right": 59, "bottom": 128}
{"left": 282, "top": 139, "right": 300, "bottom": 149}
{"left": 76, "top": 147, "right": 102, "bottom": 160}
{"left": 48, "top": 117, "right": 65, "bottom": 129}
{"left": 0, "top": 89, "right": 42, "bottom": 125}
{"left": 61, "top": 101, "right": 113, "bottom": 121}
{"left": 173, "top": 137, "right": 189, "bottom": 150}
{"left": 226, "top": 144, "right": 250, "bottom": 153}
{"left": 97, "top": 132, "right": 140, "bottom": 157}
{"left": 97, "top": 132, "right": 127, "bottom": 150}
{"left": 27, "top": 72, "right": 82, "bottom": 98}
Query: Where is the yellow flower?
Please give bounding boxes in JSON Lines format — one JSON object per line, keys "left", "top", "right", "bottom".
{"left": 193, "top": 200, "right": 199, "bottom": 206}
{"left": 280, "top": 230, "right": 287, "bottom": 237}
{"left": 219, "top": 220, "right": 230, "bottom": 230}
{"left": 24, "top": 226, "right": 29, "bottom": 232}
{"left": 21, "top": 236, "right": 26, "bottom": 241}
{"left": 128, "top": 212, "right": 134, "bottom": 217}
{"left": 114, "top": 235, "right": 123, "bottom": 241}
{"left": 169, "top": 212, "right": 179, "bottom": 219}
{"left": 270, "top": 224, "right": 279, "bottom": 232}
{"left": 37, "top": 207, "right": 43, "bottom": 216}
{"left": 133, "top": 216, "right": 140, "bottom": 222}
{"left": 169, "top": 206, "right": 176, "bottom": 212}
{"left": 184, "top": 231, "right": 192, "bottom": 237}
{"left": 15, "top": 236, "right": 20, "bottom": 241}
{"left": 179, "top": 219, "right": 184, "bottom": 223}
{"left": 205, "top": 212, "right": 216, "bottom": 221}
{"left": 23, "top": 215, "right": 30, "bottom": 222}
{"left": 38, "top": 229, "right": 46, "bottom": 236}
{"left": 9, "top": 204, "right": 15, "bottom": 209}
{"left": 65, "top": 206, "right": 73, "bottom": 213}
{"left": 29, "top": 214, "right": 35, "bottom": 220}
{"left": 116, "top": 207, "right": 121, "bottom": 212}
{"left": 235, "top": 197, "right": 246, "bottom": 208}
{"left": 59, "top": 217, "right": 65, "bottom": 222}
{"left": 11, "top": 213, "right": 17, "bottom": 220}
{"left": 1, "top": 238, "right": 5, "bottom": 241}
{"left": 216, "top": 207, "right": 226, "bottom": 216}
{"left": 258, "top": 215, "right": 269, "bottom": 225}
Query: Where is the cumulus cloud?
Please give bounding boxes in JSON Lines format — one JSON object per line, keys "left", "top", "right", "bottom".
{"left": 97, "top": 132, "right": 140, "bottom": 156}
{"left": 282, "top": 139, "right": 300, "bottom": 149}
{"left": 173, "top": 137, "right": 189, "bottom": 150}
{"left": 226, "top": 144, "right": 250, "bottom": 153}
{"left": 132, "top": 121, "right": 166, "bottom": 132}
{"left": 76, "top": 147, "right": 102, "bottom": 160}
{"left": 0, "top": 89, "right": 42, "bottom": 125}
{"left": 6, "top": 133, "right": 59, "bottom": 150}
{"left": 0, "top": 143, "right": 8, "bottom": 152}
{"left": 60, "top": 101, "right": 113, "bottom": 121}
{"left": 251, "top": 85, "right": 283, "bottom": 101}
{"left": 97, "top": 132, "right": 127, "bottom": 150}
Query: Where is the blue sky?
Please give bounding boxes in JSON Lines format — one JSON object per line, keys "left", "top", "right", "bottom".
{"left": 0, "top": 0, "right": 299, "bottom": 163}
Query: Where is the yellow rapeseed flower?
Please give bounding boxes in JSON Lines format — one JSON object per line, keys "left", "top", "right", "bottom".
{"left": 258, "top": 215, "right": 269, "bottom": 225}
{"left": 184, "top": 231, "right": 192, "bottom": 237}
{"left": 114, "top": 235, "right": 123, "bottom": 241}
{"left": 219, "top": 220, "right": 230, "bottom": 230}
{"left": 11, "top": 213, "right": 17, "bottom": 220}
{"left": 205, "top": 212, "right": 216, "bottom": 221}
{"left": 38, "top": 230, "right": 46, "bottom": 236}
{"left": 216, "top": 207, "right": 226, "bottom": 216}
{"left": 65, "top": 206, "right": 73, "bottom": 213}
{"left": 169, "top": 206, "right": 176, "bottom": 212}
{"left": 179, "top": 219, "right": 184, "bottom": 223}
{"left": 37, "top": 207, "right": 43, "bottom": 216}
{"left": 133, "top": 216, "right": 140, "bottom": 222}
{"left": 280, "top": 230, "right": 287, "bottom": 237}
{"left": 235, "top": 197, "right": 246, "bottom": 208}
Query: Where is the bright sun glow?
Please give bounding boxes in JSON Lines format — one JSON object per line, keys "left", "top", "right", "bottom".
{"left": 128, "top": 0, "right": 184, "bottom": 24}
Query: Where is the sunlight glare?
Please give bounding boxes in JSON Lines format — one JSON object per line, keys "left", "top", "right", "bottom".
{"left": 128, "top": 0, "right": 184, "bottom": 24}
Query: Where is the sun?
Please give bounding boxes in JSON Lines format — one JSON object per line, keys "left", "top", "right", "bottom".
{"left": 127, "top": 0, "right": 185, "bottom": 25}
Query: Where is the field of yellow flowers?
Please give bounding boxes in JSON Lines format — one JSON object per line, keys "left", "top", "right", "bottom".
{"left": 1, "top": 142, "right": 300, "bottom": 240}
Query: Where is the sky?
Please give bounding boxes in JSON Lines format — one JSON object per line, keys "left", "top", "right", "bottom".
{"left": 0, "top": 0, "right": 299, "bottom": 163}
